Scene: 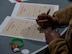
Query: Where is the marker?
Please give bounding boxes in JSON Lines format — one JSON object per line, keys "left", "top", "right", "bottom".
{"left": 47, "top": 9, "right": 50, "bottom": 15}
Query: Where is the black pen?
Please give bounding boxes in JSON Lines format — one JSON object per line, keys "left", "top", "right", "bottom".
{"left": 47, "top": 9, "right": 50, "bottom": 15}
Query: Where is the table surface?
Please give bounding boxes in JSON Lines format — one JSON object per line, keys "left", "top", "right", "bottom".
{"left": 0, "top": 35, "right": 47, "bottom": 54}
{"left": 0, "top": 0, "right": 70, "bottom": 54}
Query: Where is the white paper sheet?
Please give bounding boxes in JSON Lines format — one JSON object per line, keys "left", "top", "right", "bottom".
{"left": 11, "top": 3, "right": 59, "bottom": 18}
{"left": 0, "top": 16, "right": 46, "bottom": 42}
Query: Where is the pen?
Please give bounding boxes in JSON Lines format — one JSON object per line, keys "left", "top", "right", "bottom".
{"left": 47, "top": 9, "right": 50, "bottom": 15}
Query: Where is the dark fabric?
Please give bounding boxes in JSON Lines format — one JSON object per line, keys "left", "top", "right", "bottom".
{"left": 53, "top": 5, "right": 72, "bottom": 26}
{"left": 48, "top": 38, "right": 69, "bottom": 54}
{"left": 48, "top": 5, "right": 72, "bottom": 54}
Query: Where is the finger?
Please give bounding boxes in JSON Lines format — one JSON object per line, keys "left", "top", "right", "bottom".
{"left": 36, "top": 19, "right": 48, "bottom": 25}
{"left": 36, "top": 20, "right": 44, "bottom": 26}
{"left": 36, "top": 18, "right": 52, "bottom": 26}
{"left": 38, "top": 20, "right": 50, "bottom": 27}
{"left": 37, "top": 19, "right": 48, "bottom": 23}
{"left": 38, "top": 13, "right": 47, "bottom": 20}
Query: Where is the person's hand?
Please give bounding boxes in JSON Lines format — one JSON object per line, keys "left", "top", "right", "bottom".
{"left": 36, "top": 13, "right": 57, "bottom": 28}
{"left": 45, "top": 29, "right": 60, "bottom": 44}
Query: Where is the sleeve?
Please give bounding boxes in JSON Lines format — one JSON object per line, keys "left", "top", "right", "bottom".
{"left": 65, "top": 19, "right": 72, "bottom": 53}
{"left": 48, "top": 38, "right": 69, "bottom": 54}
{"left": 53, "top": 5, "right": 72, "bottom": 26}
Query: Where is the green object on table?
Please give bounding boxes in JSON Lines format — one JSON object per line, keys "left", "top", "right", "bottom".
{"left": 10, "top": 38, "right": 24, "bottom": 48}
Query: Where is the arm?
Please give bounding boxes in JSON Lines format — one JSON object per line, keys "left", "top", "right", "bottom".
{"left": 45, "top": 29, "right": 69, "bottom": 54}
{"left": 48, "top": 38, "right": 69, "bottom": 54}
{"left": 65, "top": 18, "right": 72, "bottom": 53}
{"left": 53, "top": 5, "right": 72, "bottom": 26}
{"left": 36, "top": 5, "right": 72, "bottom": 27}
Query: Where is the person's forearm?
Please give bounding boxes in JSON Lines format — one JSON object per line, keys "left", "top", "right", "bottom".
{"left": 48, "top": 38, "right": 69, "bottom": 54}
{"left": 53, "top": 5, "right": 72, "bottom": 26}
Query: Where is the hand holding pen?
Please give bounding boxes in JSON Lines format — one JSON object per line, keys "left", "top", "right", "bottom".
{"left": 36, "top": 9, "right": 57, "bottom": 28}
{"left": 37, "top": 9, "right": 51, "bottom": 22}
